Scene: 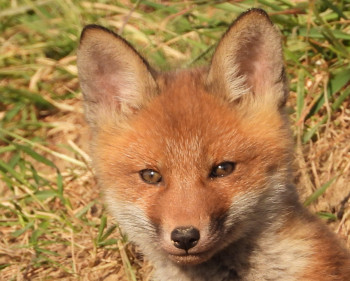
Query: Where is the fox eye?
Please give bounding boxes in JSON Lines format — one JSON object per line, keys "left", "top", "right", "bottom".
{"left": 140, "top": 169, "right": 162, "bottom": 184}
{"left": 210, "top": 162, "right": 235, "bottom": 178}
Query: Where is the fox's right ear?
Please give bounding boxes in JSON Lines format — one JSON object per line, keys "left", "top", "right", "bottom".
{"left": 77, "top": 25, "right": 157, "bottom": 126}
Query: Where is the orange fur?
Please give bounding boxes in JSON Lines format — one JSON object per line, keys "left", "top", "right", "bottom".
{"left": 77, "top": 8, "right": 350, "bottom": 281}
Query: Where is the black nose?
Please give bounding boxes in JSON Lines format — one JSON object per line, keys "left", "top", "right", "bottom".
{"left": 171, "top": 226, "right": 200, "bottom": 252}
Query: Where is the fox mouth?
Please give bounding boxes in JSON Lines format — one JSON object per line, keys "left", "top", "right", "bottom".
{"left": 167, "top": 250, "right": 214, "bottom": 265}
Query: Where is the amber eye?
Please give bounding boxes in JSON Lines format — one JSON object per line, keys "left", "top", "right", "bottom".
{"left": 210, "top": 162, "right": 235, "bottom": 178}
{"left": 140, "top": 169, "right": 162, "bottom": 184}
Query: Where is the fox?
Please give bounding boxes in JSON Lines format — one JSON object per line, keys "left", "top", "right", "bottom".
{"left": 77, "top": 8, "right": 350, "bottom": 281}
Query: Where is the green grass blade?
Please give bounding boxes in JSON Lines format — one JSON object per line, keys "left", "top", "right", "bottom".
{"left": 304, "top": 177, "right": 337, "bottom": 206}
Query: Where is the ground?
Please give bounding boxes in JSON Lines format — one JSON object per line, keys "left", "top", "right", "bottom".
{"left": 0, "top": 1, "right": 349, "bottom": 280}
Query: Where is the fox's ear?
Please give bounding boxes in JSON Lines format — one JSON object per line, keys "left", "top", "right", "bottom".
{"left": 207, "top": 9, "right": 287, "bottom": 108}
{"left": 77, "top": 25, "right": 157, "bottom": 126}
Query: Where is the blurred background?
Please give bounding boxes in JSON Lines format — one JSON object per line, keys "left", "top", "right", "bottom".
{"left": 1, "top": 1, "right": 349, "bottom": 280}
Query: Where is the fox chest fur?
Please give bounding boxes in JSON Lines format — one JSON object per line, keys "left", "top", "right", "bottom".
{"left": 77, "top": 8, "right": 350, "bottom": 281}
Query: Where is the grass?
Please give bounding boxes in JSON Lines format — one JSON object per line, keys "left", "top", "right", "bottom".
{"left": 1, "top": 0, "right": 349, "bottom": 280}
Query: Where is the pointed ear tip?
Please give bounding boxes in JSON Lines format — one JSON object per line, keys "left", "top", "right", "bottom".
{"left": 79, "top": 24, "right": 117, "bottom": 44}
{"left": 246, "top": 8, "right": 269, "bottom": 17}
{"left": 237, "top": 8, "right": 272, "bottom": 24}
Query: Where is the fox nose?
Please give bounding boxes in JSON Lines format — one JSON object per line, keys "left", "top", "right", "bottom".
{"left": 171, "top": 226, "right": 200, "bottom": 252}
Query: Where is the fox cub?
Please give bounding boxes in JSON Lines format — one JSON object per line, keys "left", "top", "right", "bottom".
{"left": 77, "top": 8, "right": 350, "bottom": 281}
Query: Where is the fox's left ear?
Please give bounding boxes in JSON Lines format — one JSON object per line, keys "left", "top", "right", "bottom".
{"left": 207, "top": 9, "right": 288, "bottom": 108}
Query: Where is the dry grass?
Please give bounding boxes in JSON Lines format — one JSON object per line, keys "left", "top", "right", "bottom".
{"left": 1, "top": 0, "right": 349, "bottom": 280}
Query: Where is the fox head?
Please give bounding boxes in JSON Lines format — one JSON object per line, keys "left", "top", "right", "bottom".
{"left": 78, "top": 9, "right": 294, "bottom": 265}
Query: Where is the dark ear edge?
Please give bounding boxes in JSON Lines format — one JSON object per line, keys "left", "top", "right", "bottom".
{"left": 226, "top": 8, "right": 272, "bottom": 32}
{"left": 276, "top": 66, "right": 289, "bottom": 108}
{"left": 79, "top": 24, "right": 157, "bottom": 79}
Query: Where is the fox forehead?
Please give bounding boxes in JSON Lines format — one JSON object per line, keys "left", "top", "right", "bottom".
{"left": 95, "top": 69, "right": 288, "bottom": 173}
{"left": 102, "top": 73, "right": 233, "bottom": 155}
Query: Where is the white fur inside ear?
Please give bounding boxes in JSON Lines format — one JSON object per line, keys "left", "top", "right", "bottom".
{"left": 224, "top": 61, "right": 250, "bottom": 102}
{"left": 207, "top": 11, "right": 285, "bottom": 105}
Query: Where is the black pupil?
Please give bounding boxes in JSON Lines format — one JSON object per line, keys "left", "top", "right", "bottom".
{"left": 210, "top": 162, "right": 235, "bottom": 178}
